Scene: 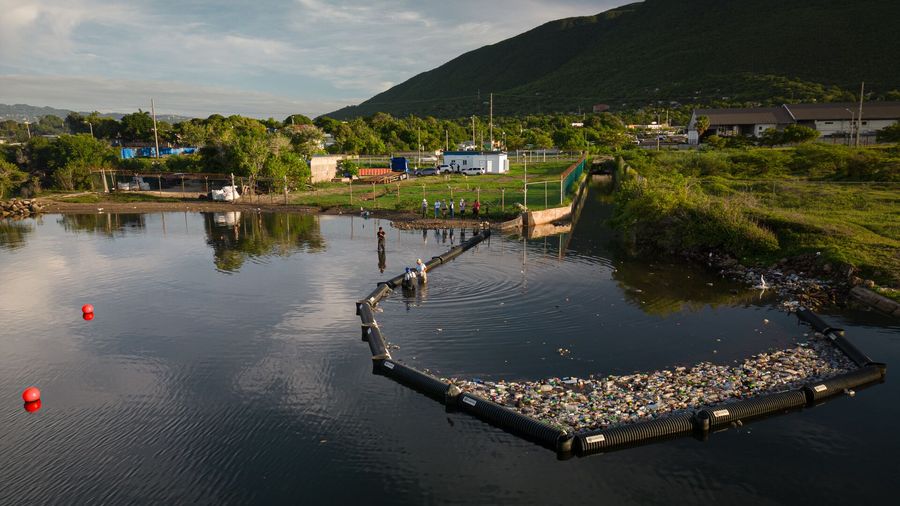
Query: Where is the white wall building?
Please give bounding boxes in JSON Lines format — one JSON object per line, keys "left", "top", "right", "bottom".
{"left": 687, "top": 102, "right": 900, "bottom": 144}
{"left": 442, "top": 151, "right": 509, "bottom": 174}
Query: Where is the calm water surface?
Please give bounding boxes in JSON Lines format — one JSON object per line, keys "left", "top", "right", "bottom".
{"left": 1, "top": 189, "right": 896, "bottom": 505}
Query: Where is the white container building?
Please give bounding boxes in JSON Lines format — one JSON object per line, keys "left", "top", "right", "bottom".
{"left": 442, "top": 151, "right": 509, "bottom": 174}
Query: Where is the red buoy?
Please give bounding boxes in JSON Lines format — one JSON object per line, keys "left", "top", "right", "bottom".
{"left": 83, "top": 312, "right": 94, "bottom": 321}
{"left": 24, "top": 400, "right": 42, "bottom": 413}
{"left": 22, "top": 386, "right": 40, "bottom": 403}
{"left": 81, "top": 304, "right": 94, "bottom": 314}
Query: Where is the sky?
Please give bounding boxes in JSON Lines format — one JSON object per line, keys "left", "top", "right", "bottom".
{"left": 0, "top": 0, "right": 627, "bottom": 118}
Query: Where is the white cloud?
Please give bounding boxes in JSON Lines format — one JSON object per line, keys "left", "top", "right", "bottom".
{"left": 0, "top": 0, "right": 629, "bottom": 115}
{"left": 0, "top": 74, "right": 351, "bottom": 118}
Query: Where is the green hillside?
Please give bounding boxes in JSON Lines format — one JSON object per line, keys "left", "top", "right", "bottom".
{"left": 327, "top": 0, "right": 900, "bottom": 118}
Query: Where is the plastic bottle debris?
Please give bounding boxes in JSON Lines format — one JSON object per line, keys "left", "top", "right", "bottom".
{"left": 446, "top": 333, "right": 854, "bottom": 433}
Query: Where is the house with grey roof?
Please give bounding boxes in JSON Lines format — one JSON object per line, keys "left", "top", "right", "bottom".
{"left": 687, "top": 102, "right": 900, "bottom": 144}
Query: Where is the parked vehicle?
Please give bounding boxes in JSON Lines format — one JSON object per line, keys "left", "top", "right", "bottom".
{"left": 415, "top": 167, "right": 438, "bottom": 177}
{"left": 461, "top": 166, "right": 485, "bottom": 176}
{"left": 390, "top": 157, "right": 410, "bottom": 174}
{"left": 437, "top": 164, "right": 453, "bottom": 174}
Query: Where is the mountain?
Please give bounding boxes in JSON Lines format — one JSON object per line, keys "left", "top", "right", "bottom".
{"left": 327, "top": 0, "right": 900, "bottom": 118}
{"left": 0, "top": 103, "right": 193, "bottom": 123}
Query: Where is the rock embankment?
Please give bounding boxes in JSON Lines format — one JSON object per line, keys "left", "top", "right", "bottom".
{"left": 1, "top": 199, "right": 44, "bottom": 218}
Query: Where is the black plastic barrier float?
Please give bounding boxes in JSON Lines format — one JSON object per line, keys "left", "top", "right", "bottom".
{"left": 797, "top": 307, "right": 874, "bottom": 366}
{"left": 355, "top": 229, "right": 886, "bottom": 458}
{"left": 374, "top": 359, "right": 458, "bottom": 405}
{"left": 457, "top": 392, "right": 573, "bottom": 454}
{"left": 695, "top": 390, "right": 808, "bottom": 430}
{"left": 803, "top": 364, "right": 886, "bottom": 403}
{"left": 575, "top": 413, "right": 695, "bottom": 456}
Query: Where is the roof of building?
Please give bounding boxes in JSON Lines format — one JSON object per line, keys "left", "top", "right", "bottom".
{"left": 692, "top": 102, "right": 900, "bottom": 128}
{"left": 785, "top": 102, "right": 900, "bottom": 121}
{"left": 443, "top": 151, "right": 506, "bottom": 156}
{"left": 694, "top": 107, "right": 793, "bottom": 126}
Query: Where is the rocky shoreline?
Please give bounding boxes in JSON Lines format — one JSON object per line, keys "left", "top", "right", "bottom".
{"left": 0, "top": 199, "right": 44, "bottom": 219}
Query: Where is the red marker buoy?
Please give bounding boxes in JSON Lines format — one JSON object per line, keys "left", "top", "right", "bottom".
{"left": 81, "top": 304, "right": 94, "bottom": 314}
{"left": 22, "top": 386, "right": 41, "bottom": 403}
{"left": 83, "top": 312, "right": 95, "bottom": 321}
{"left": 24, "top": 399, "right": 42, "bottom": 413}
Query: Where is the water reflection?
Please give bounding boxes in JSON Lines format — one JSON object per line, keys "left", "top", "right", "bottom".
{"left": 377, "top": 249, "right": 386, "bottom": 273}
{"left": 0, "top": 219, "right": 35, "bottom": 250}
{"left": 58, "top": 213, "right": 147, "bottom": 236}
{"left": 203, "top": 212, "right": 325, "bottom": 273}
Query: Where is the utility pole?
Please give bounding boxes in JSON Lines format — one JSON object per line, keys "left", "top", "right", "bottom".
{"left": 489, "top": 93, "right": 494, "bottom": 150}
{"left": 151, "top": 98, "right": 160, "bottom": 159}
{"left": 471, "top": 116, "right": 476, "bottom": 150}
{"left": 445, "top": 129, "right": 449, "bottom": 152}
{"left": 656, "top": 112, "right": 661, "bottom": 151}
{"left": 856, "top": 82, "right": 865, "bottom": 147}
{"left": 524, "top": 154, "right": 527, "bottom": 209}
{"left": 417, "top": 125, "right": 421, "bottom": 168}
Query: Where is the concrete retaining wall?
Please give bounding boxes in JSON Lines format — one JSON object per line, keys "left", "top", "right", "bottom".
{"left": 524, "top": 206, "right": 571, "bottom": 228}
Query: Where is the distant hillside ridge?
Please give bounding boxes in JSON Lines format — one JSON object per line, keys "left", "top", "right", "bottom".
{"left": 0, "top": 103, "right": 193, "bottom": 123}
{"left": 327, "top": 0, "right": 900, "bottom": 118}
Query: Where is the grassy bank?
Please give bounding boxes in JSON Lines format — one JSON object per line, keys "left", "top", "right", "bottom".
{"left": 290, "top": 160, "right": 577, "bottom": 219}
{"left": 612, "top": 149, "right": 900, "bottom": 288}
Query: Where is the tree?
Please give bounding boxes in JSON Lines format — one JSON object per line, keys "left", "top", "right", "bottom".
{"left": 40, "top": 134, "right": 117, "bottom": 190}
{"left": 120, "top": 111, "right": 155, "bottom": 142}
{"left": 232, "top": 124, "right": 269, "bottom": 184}
{"left": 758, "top": 128, "right": 783, "bottom": 147}
{"left": 284, "top": 114, "right": 313, "bottom": 126}
{"left": 0, "top": 159, "right": 27, "bottom": 198}
{"left": 314, "top": 116, "right": 341, "bottom": 134}
{"left": 704, "top": 135, "right": 726, "bottom": 149}
{"left": 876, "top": 122, "right": 900, "bottom": 143}
{"left": 780, "top": 124, "right": 819, "bottom": 145}
{"left": 33, "top": 115, "right": 66, "bottom": 136}
{"left": 285, "top": 124, "right": 325, "bottom": 157}
{"left": 695, "top": 115, "right": 711, "bottom": 137}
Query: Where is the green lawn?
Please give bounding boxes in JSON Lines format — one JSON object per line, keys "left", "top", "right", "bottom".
{"left": 290, "top": 160, "right": 579, "bottom": 218}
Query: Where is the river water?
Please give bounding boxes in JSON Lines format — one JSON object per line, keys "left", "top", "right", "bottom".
{"left": 1, "top": 188, "right": 897, "bottom": 504}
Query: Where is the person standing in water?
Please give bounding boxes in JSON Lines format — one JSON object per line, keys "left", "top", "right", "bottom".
{"left": 416, "top": 258, "right": 427, "bottom": 283}
{"left": 377, "top": 226, "right": 386, "bottom": 252}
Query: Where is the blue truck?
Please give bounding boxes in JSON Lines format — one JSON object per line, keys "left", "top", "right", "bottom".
{"left": 390, "top": 157, "right": 409, "bottom": 174}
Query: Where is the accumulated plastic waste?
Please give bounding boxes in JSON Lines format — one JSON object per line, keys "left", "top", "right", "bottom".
{"left": 447, "top": 333, "right": 854, "bottom": 433}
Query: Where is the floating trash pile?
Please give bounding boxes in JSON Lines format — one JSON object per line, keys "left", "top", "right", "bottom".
{"left": 446, "top": 333, "right": 855, "bottom": 433}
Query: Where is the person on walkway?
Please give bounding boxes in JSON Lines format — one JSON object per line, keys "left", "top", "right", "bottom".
{"left": 416, "top": 258, "right": 427, "bottom": 283}
{"left": 377, "top": 226, "right": 386, "bottom": 252}
{"left": 449, "top": 199, "right": 455, "bottom": 218}
{"left": 459, "top": 198, "right": 465, "bottom": 217}
{"left": 434, "top": 199, "right": 441, "bottom": 219}
{"left": 422, "top": 198, "right": 428, "bottom": 218}
{"left": 473, "top": 199, "right": 481, "bottom": 218}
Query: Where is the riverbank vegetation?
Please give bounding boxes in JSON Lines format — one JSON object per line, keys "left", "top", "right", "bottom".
{"left": 612, "top": 146, "right": 900, "bottom": 288}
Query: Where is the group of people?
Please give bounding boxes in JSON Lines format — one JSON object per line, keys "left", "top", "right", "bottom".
{"left": 422, "top": 198, "right": 480, "bottom": 219}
